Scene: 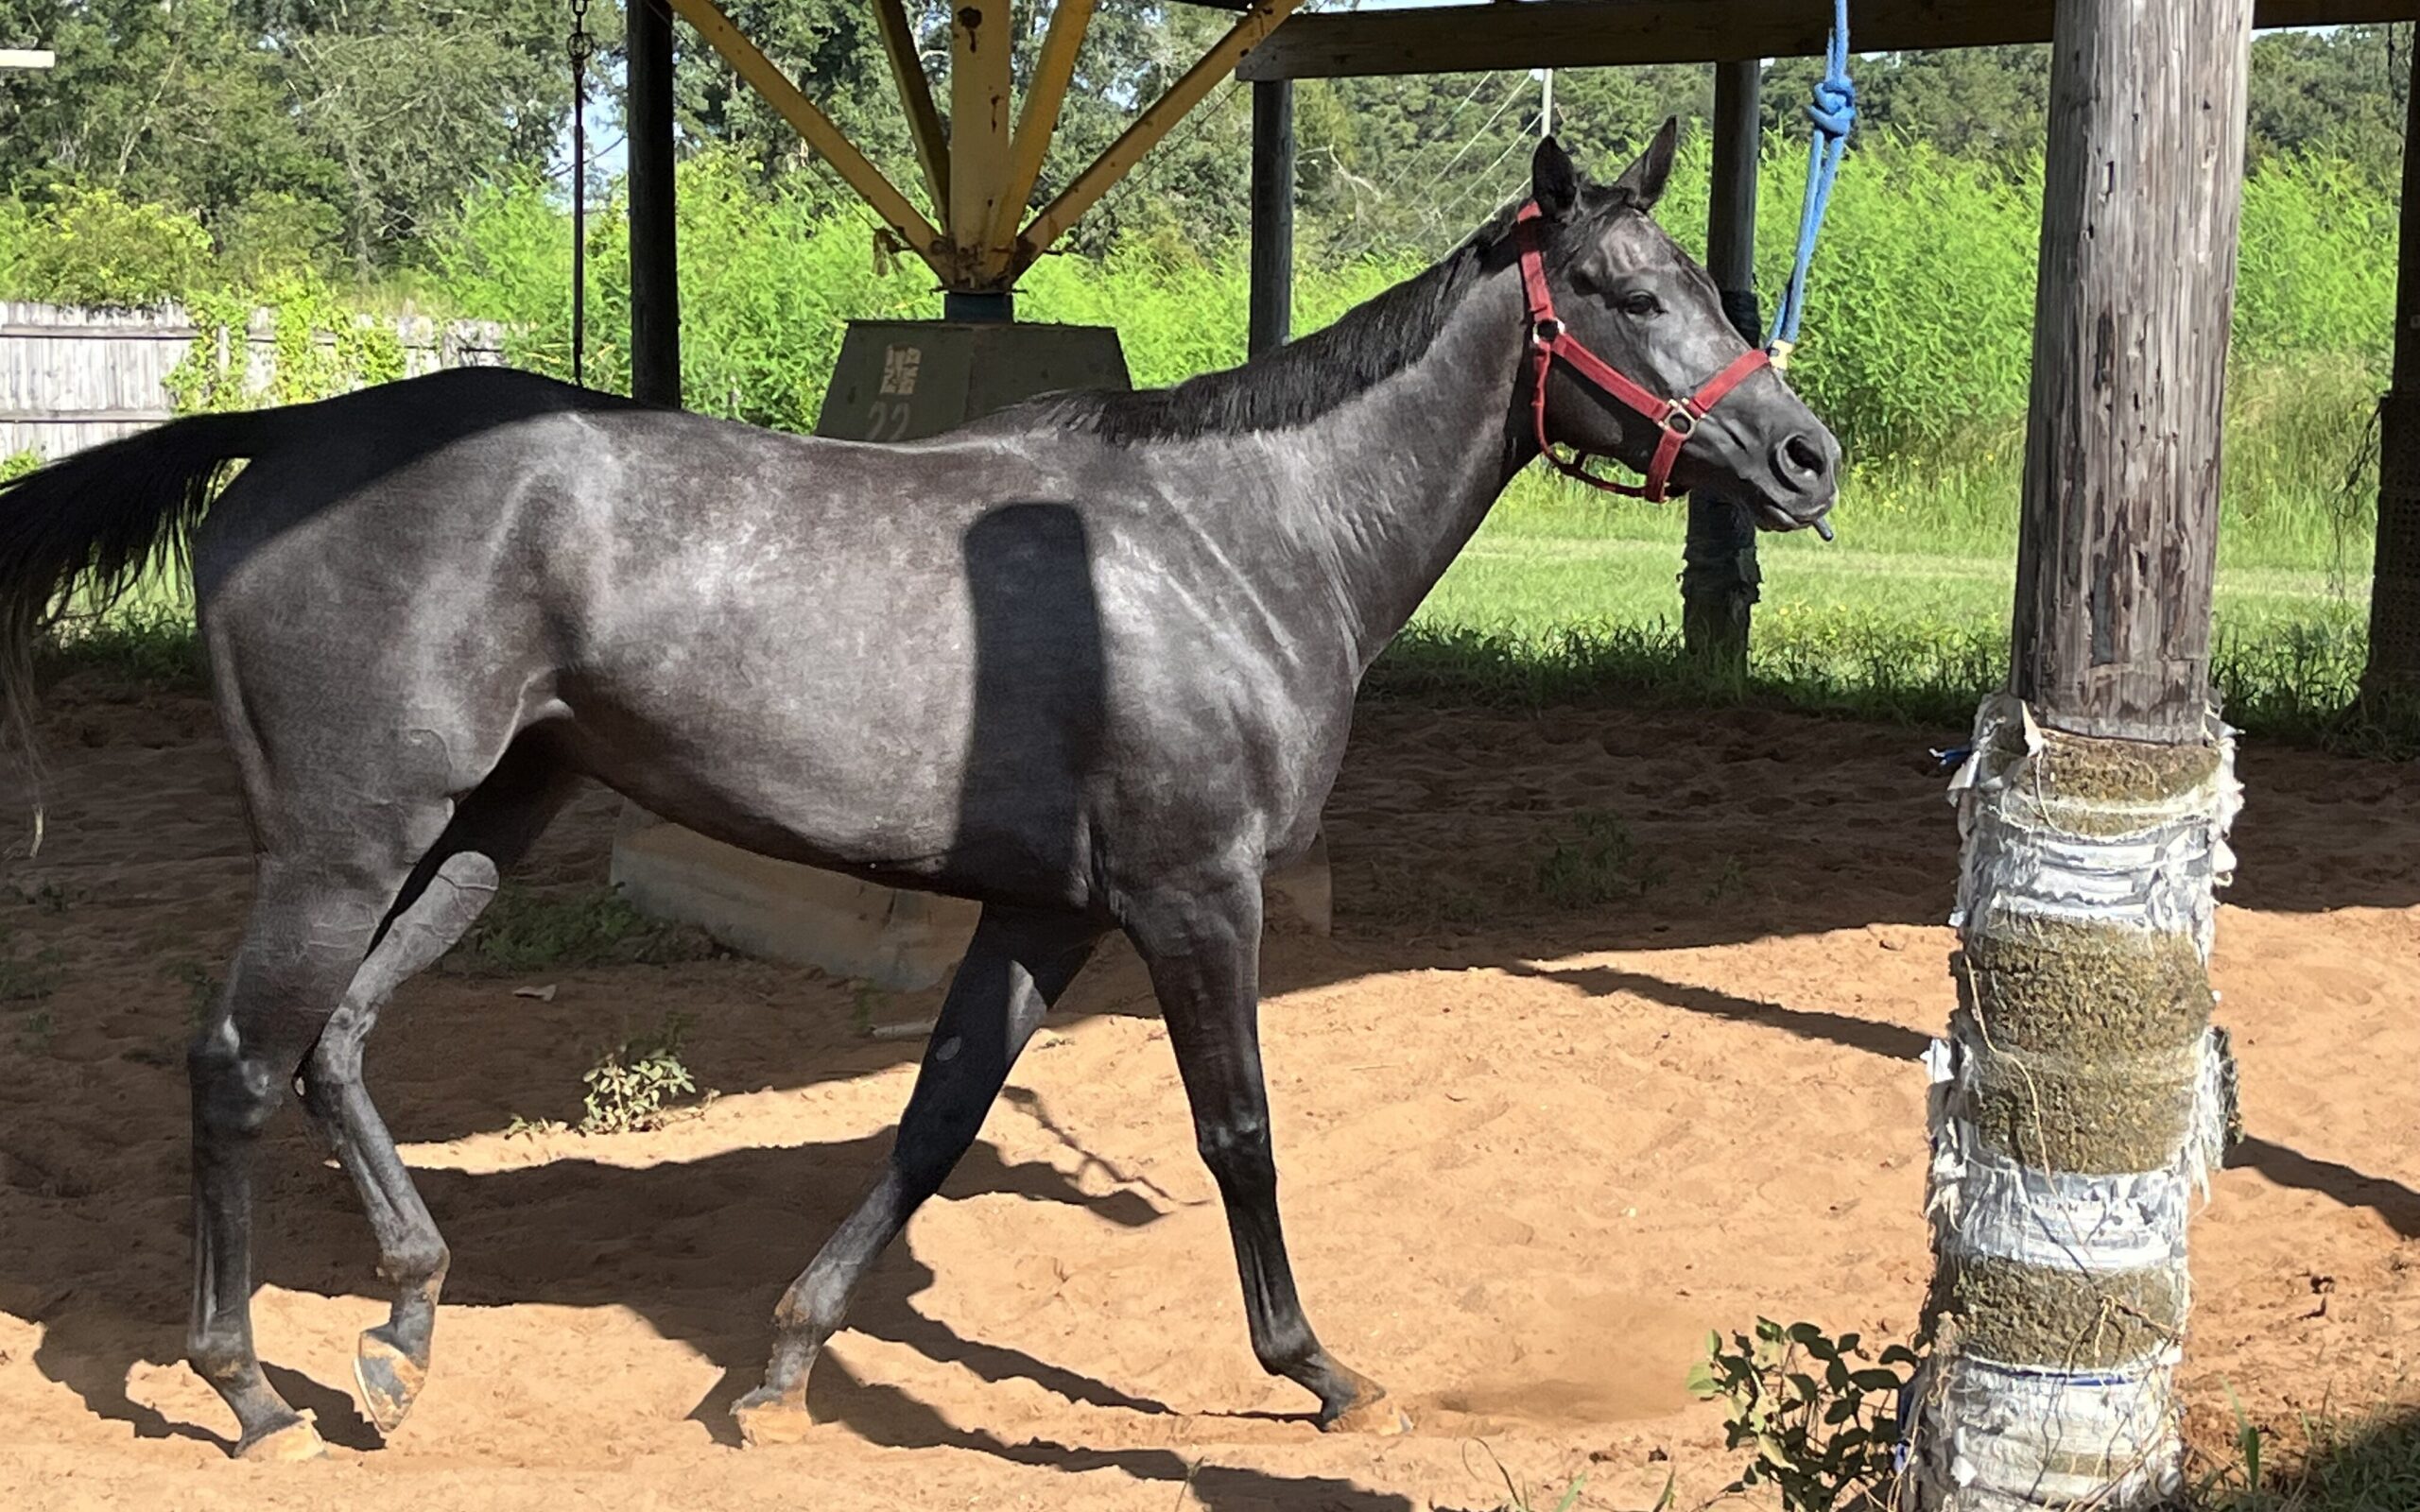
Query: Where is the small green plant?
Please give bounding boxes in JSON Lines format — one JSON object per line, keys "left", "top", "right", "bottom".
{"left": 16, "top": 1009, "right": 54, "bottom": 1055}
{"left": 0, "top": 925, "right": 62, "bottom": 1004}
{"left": 37, "top": 607, "right": 211, "bottom": 691}
{"left": 1534, "top": 811, "right": 1668, "bottom": 908}
{"left": 1702, "top": 854, "right": 1750, "bottom": 904}
{"left": 504, "top": 1114, "right": 567, "bottom": 1141}
{"left": 1462, "top": 1439, "right": 1676, "bottom": 1512}
{"left": 448, "top": 885, "right": 717, "bottom": 974}
{"left": 171, "top": 961, "right": 221, "bottom": 1029}
{"left": 579, "top": 1010, "right": 711, "bottom": 1135}
{"left": 849, "top": 982, "right": 885, "bottom": 1036}
{"left": 1686, "top": 1318, "right": 1919, "bottom": 1512}
{"left": 0, "top": 450, "right": 41, "bottom": 484}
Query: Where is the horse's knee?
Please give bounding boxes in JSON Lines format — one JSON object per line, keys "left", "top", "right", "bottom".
{"left": 188, "top": 1029, "right": 288, "bottom": 1139}
{"left": 1195, "top": 1113, "right": 1275, "bottom": 1187}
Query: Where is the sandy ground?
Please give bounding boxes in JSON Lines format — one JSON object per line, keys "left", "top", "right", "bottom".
{"left": 1, "top": 680, "right": 2415, "bottom": 1511}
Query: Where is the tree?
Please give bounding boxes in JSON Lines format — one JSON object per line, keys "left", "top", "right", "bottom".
{"left": 0, "top": 0, "right": 573, "bottom": 274}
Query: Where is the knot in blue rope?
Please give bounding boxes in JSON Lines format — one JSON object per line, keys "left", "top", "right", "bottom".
{"left": 1806, "top": 74, "right": 1857, "bottom": 141}
{"left": 1766, "top": 0, "right": 1855, "bottom": 360}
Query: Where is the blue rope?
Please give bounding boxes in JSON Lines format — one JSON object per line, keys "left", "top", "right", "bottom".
{"left": 1766, "top": 0, "right": 1856, "bottom": 360}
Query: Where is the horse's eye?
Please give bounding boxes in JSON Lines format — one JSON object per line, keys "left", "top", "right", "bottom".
{"left": 1616, "top": 291, "right": 1662, "bottom": 317}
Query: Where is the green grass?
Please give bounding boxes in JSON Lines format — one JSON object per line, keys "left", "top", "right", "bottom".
{"left": 1374, "top": 355, "right": 2385, "bottom": 747}
{"left": 444, "top": 885, "right": 718, "bottom": 975}
{"left": 2204, "top": 1406, "right": 2420, "bottom": 1511}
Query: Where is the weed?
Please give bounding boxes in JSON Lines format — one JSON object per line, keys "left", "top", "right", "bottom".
{"left": 1702, "top": 854, "right": 1750, "bottom": 905}
{"left": 171, "top": 961, "right": 220, "bottom": 1029}
{"left": 504, "top": 1115, "right": 567, "bottom": 1141}
{"left": 1461, "top": 1437, "right": 1675, "bottom": 1512}
{"left": 28, "top": 883, "right": 70, "bottom": 914}
{"left": 17, "top": 1009, "right": 54, "bottom": 1054}
{"left": 449, "top": 885, "right": 717, "bottom": 975}
{"left": 0, "top": 925, "right": 61, "bottom": 1003}
{"left": 1534, "top": 812, "right": 1668, "bottom": 909}
{"left": 2193, "top": 1400, "right": 2420, "bottom": 1511}
{"left": 578, "top": 1010, "right": 712, "bottom": 1135}
{"left": 850, "top": 982, "right": 883, "bottom": 1037}
{"left": 1687, "top": 1317, "right": 1919, "bottom": 1512}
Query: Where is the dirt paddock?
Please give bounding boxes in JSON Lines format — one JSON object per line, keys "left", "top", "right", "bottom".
{"left": 2, "top": 679, "right": 2415, "bottom": 1510}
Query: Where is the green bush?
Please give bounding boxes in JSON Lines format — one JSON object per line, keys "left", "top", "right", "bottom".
{"left": 0, "top": 184, "right": 214, "bottom": 308}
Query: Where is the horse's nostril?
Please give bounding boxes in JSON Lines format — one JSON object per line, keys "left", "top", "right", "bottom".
{"left": 1772, "top": 433, "right": 1832, "bottom": 492}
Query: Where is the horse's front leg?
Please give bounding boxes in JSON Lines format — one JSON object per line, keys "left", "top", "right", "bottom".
{"left": 731, "top": 904, "right": 1099, "bottom": 1446}
{"left": 1123, "top": 872, "right": 1407, "bottom": 1433}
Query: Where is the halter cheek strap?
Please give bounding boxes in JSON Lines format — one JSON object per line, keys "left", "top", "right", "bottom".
{"left": 1512, "top": 200, "right": 1772, "bottom": 505}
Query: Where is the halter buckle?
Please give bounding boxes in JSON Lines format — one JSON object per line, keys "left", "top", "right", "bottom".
{"left": 1530, "top": 318, "right": 1564, "bottom": 349}
{"left": 1663, "top": 404, "right": 1698, "bottom": 437}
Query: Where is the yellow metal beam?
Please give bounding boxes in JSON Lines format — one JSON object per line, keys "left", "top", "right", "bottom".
{"left": 985, "top": 0, "right": 1098, "bottom": 261}
{"left": 1014, "top": 0, "right": 1307, "bottom": 276}
{"left": 870, "top": 0, "right": 950, "bottom": 225}
{"left": 950, "top": 0, "right": 1015, "bottom": 284}
{"left": 666, "top": 0, "right": 949, "bottom": 277}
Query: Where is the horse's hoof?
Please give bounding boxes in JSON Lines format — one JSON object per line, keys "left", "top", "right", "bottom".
{"left": 1322, "top": 1374, "right": 1411, "bottom": 1436}
{"left": 354, "top": 1329, "right": 425, "bottom": 1435}
{"left": 731, "top": 1387, "right": 817, "bottom": 1448}
{"left": 237, "top": 1418, "right": 328, "bottom": 1463}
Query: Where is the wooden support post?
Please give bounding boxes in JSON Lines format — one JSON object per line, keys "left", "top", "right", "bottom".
{"left": 1014, "top": 0, "right": 1308, "bottom": 276}
{"left": 628, "top": 0, "right": 681, "bottom": 409}
{"left": 951, "top": 0, "right": 1015, "bottom": 298}
{"left": 872, "top": 0, "right": 951, "bottom": 222}
{"left": 667, "top": 0, "right": 947, "bottom": 276}
{"left": 1248, "top": 79, "right": 1295, "bottom": 357}
{"left": 2360, "top": 36, "right": 2420, "bottom": 715}
{"left": 1907, "top": 2, "right": 2253, "bottom": 1507}
{"left": 991, "top": 0, "right": 1099, "bottom": 259}
{"left": 1683, "top": 58, "right": 1762, "bottom": 684}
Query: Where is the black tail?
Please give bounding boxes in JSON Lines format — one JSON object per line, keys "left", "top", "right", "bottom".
{"left": 0, "top": 409, "right": 287, "bottom": 794}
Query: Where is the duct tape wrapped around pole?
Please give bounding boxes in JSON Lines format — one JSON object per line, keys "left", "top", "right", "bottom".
{"left": 1902, "top": 693, "right": 2244, "bottom": 1509}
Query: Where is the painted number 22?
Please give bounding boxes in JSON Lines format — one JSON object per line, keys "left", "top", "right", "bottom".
{"left": 863, "top": 402, "right": 912, "bottom": 441}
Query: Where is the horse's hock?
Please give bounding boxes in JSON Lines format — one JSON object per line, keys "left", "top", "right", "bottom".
{"left": 608, "top": 318, "right": 1333, "bottom": 990}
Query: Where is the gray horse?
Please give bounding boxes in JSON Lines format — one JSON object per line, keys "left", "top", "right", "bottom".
{"left": 0, "top": 128, "right": 1836, "bottom": 1460}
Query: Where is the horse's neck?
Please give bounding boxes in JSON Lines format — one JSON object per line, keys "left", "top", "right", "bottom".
{"left": 1278, "top": 269, "right": 1530, "bottom": 673}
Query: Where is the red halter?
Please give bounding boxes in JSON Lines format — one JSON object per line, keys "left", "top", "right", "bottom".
{"left": 1512, "top": 200, "right": 1772, "bottom": 504}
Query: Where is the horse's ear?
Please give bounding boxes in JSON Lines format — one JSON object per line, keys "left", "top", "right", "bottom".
{"left": 1530, "top": 136, "right": 1581, "bottom": 221}
{"left": 1613, "top": 116, "right": 1680, "bottom": 212}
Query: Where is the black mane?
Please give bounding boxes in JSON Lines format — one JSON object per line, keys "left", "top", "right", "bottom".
{"left": 1015, "top": 192, "right": 1626, "bottom": 446}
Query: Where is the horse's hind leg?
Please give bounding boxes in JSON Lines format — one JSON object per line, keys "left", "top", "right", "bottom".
{"left": 298, "top": 751, "right": 578, "bottom": 1435}
{"left": 188, "top": 823, "right": 448, "bottom": 1461}
{"left": 731, "top": 904, "right": 1099, "bottom": 1446}
{"left": 1121, "top": 873, "right": 1403, "bottom": 1433}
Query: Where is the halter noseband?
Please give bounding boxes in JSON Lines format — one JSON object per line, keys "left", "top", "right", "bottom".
{"left": 1512, "top": 199, "right": 1772, "bottom": 504}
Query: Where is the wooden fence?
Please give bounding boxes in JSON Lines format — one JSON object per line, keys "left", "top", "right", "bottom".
{"left": 0, "top": 301, "right": 508, "bottom": 460}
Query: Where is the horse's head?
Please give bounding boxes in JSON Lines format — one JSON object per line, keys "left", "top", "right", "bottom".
{"left": 1513, "top": 122, "right": 1840, "bottom": 532}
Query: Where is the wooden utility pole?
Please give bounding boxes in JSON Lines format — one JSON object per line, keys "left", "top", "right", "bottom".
{"left": 1684, "top": 58, "right": 1764, "bottom": 683}
{"left": 2360, "top": 39, "right": 2420, "bottom": 713}
{"left": 1248, "top": 79, "right": 1296, "bottom": 358}
{"left": 628, "top": 0, "right": 681, "bottom": 409}
{"left": 949, "top": 0, "right": 1014, "bottom": 318}
{"left": 1908, "top": 2, "right": 2254, "bottom": 1507}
